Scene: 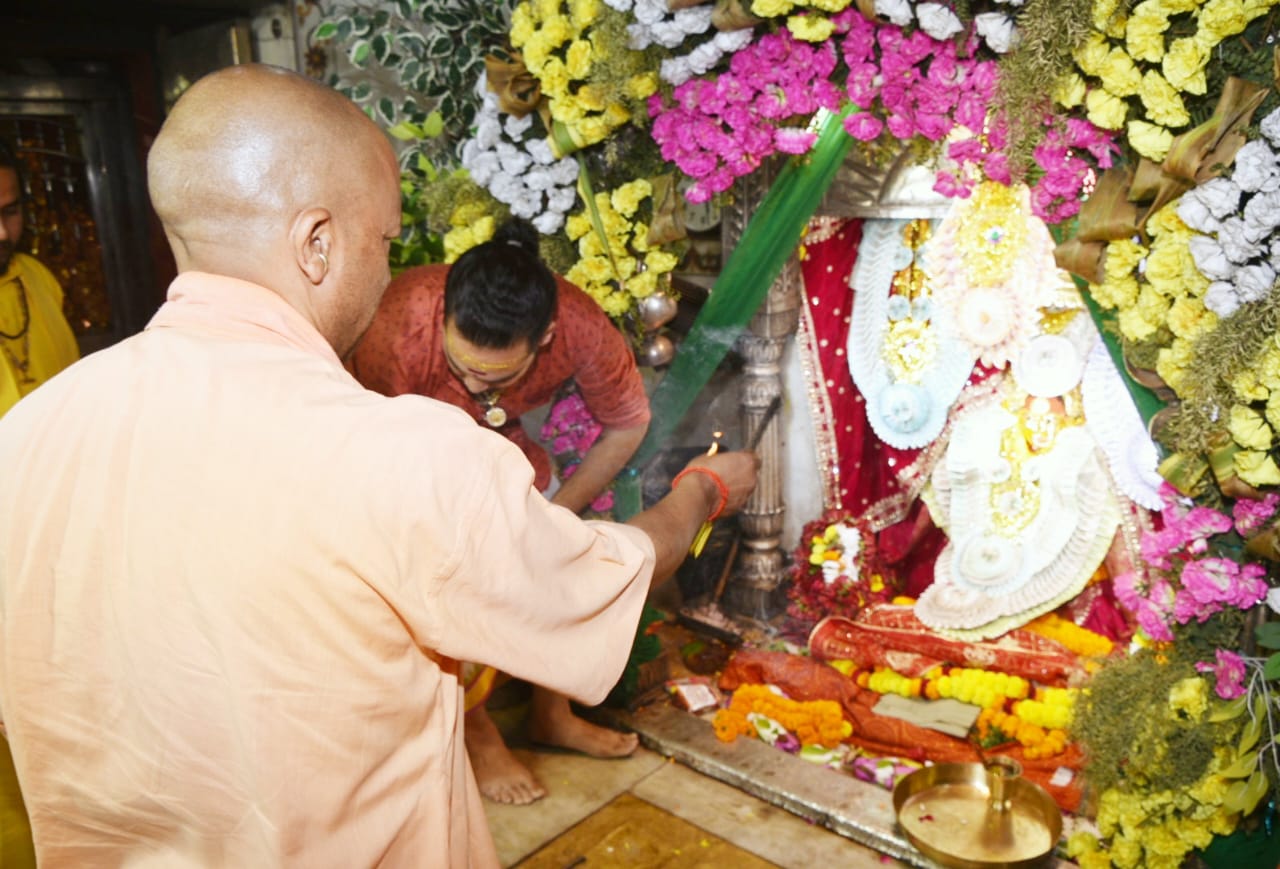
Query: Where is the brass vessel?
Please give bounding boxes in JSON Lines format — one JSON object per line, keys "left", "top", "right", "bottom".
{"left": 892, "top": 758, "right": 1062, "bottom": 868}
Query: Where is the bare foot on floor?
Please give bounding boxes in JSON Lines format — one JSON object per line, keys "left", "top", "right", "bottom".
{"left": 465, "top": 706, "right": 547, "bottom": 805}
{"left": 527, "top": 689, "right": 639, "bottom": 758}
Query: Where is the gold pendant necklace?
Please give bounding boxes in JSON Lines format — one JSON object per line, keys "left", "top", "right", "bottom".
{"left": 480, "top": 390, "right": 507, "bottom": 428}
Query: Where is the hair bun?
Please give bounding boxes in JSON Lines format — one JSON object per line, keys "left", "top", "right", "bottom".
{"left": 492, "top": 217, "right": 540, "bottom": 256}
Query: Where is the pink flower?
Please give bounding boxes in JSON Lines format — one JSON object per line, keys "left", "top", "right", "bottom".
{"left": 1196, "top": 650, "right": 1248, "bottom": 699}
{"left": 1233, "top": 493, "right": 1280, "bottom": 536}
{"left": 844, "top": 112, "right": 884, "bottom": 141}
{"left": 774, "top": 127, "right": 818, "bottom": 154}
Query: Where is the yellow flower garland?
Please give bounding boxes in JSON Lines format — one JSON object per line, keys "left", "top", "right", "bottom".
{"left": 713, "top": 683, "right": 853, "bottom": 747}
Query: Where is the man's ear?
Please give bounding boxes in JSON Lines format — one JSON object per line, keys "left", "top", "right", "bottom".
{"left": 538, "top": 320, "right": 557, "bottom": 349}
{"left": 290, "top": 207, "right": 333, "bottom": 285}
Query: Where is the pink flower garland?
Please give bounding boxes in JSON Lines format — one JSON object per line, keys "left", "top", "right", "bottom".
{"left": 649, "top": 10, "right": 1118, "bottom": 223}
{"left": 648, "top": 26, "right": 843, "bottom": 203}
{"left": 539, "top": 391, "right": 615, "bottom": 512}
{"left": 1113, "top": 484, "right": 1269, "bottom": 645}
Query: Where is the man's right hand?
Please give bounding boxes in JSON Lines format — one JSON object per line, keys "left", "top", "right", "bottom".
{"left": 680, "top": 451, "right": 759, "bottom": 518}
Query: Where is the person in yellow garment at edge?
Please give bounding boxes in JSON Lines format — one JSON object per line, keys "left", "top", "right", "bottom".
{"left": 0, "top": 139, "right": 80, "bottom": 417}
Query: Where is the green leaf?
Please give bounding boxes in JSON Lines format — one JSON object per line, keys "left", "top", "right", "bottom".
{"left": 378, "top": 97, "right": 396, "bottom": 124}
{"left": 428, "top": 35, "right": 452, "bottom": 58}
{"left": 349, "top": 39, "right": 371, "bottom": 65}
{"left": 1210, "top": 694, "right": 1249, "bottom": 722}
{"left": 421, "top": 110, "right": 444, "bottom": 138}
{"left": 1255, "top": 621, "right": 1280, "bottom": 649}
{"left": 351, "top": 81, "right": 373, "bottom": 102}
{"left": 1239, "top": 704, "right": 1264, "bottom": 754}
{"left": 371, "top": 34, "right": 388, "bottom": 63}
{"left": 388, "top": 121, "right": 421, "bottom": 141}
{"left": 1265, "top": 652, "right": 1280, "bottom": 680}
{"left": 313, "top": 21, "right": 338, "bottom": 41}
{"left": 373, "top": 9, "right": 390, "bottom": 29}
{"left": 1220, "top": 749, "right": 1258, "bottom": 778}
{"left": 1243, "top": 769, "right": 1270, "bottom": 815}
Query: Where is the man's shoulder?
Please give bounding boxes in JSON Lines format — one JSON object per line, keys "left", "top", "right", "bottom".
{"left": 11, "top": 253, "right": 59, "bottom": 286}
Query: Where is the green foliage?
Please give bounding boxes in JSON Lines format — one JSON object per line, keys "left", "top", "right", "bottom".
{"left": 314, "top": 0, "right": 519, "bottom": 167}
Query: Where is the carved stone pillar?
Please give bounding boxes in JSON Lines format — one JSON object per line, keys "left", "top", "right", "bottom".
{"left": 720, "top": 161, "right": 800, "bottom": 620}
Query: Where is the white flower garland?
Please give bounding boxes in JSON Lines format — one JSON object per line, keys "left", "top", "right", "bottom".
{"left": 874, "top": 0, "right": 1023, "bottom": 54}
{"left": 605, "top": 0, "right": 753, "bottom": 85}
{"left": 1178, "top": 105, "right": 1280, "bottom": 318}
{"left": 460, "top": 73, "right": 581, "bottom": 235}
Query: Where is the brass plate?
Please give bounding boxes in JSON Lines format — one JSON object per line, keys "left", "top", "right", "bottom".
{"left": 892, "top": 762, "right": 1062, "bottom": 869}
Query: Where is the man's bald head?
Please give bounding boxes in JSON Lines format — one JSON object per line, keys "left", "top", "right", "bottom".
{"left": 148, "top": 64, "right": 402, "bottom": 356}
{"left": 148, "top": 64, "right": 391, "bottom": 271}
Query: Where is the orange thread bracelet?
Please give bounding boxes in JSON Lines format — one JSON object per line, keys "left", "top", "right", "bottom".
{"left": 672, "top": 466, "right": 729, "bottom": 522}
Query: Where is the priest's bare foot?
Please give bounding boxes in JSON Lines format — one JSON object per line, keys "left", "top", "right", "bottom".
{"left": 527, "top": 688, "right": 639, "bottom": 758}
{"left": 464, "top": 705, "right": 546, "bottom": 805}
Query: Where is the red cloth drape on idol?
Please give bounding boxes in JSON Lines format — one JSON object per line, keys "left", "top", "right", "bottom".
{"left": 794, "top": 216, "right": 997, "bottom": 600}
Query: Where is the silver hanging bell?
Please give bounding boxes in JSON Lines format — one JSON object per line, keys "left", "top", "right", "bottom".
{"left": 637, "top": 291, "right": 679, "bottom": 330}
{"left": 637, "top": 333, "right": 676, "bottom": 367}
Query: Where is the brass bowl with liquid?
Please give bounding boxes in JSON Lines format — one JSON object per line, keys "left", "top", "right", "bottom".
{"left": 892, "top": 758, "right": 1062, "bottom": 869}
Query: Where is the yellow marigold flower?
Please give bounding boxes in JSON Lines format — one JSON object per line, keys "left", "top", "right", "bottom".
{"left": 539, "top": 57, "right": 572, "bottom": 99}
{"left": 1143, "top": 242, "right": 1187, "bottom": 292}
{"left": 787, "top": 12, "right": 835, "bottom": 42}
{"left": 601, "top": 292, "right": 634, "bottom": 319}
{"left": 1160, "top": 0, "right": 1205, "bottom": 11}
{"left": 1139, "top": 71, "right": 1190, "bottom": 128}
{"left": 565, "top": 213, "right": 591, "bottom": 242}
{"left": 533, "top": 0, "right": 561, "bottom": 18}
{"left": 565, "top": 38, "right": 593, "bottom": 80}
{"left": 1162, "top": 36, "right": 1209, "bottom": 95}
{"left": 614, "top": 254, "right": 638, "bottom": 281}
{"left": 569, "top": 0, "right": 600, "bottom": 29}
{"left": 1146, "top": 200, "right": 1189, "bottom": 238}
{"left": 1164, "top": 296, "right": 1215, "bottom": 339}
{"left": 1237, "top": 449, "right": 1280, "bottom": 486}
{"left": 752, "top": 0, "right": 797, "bottom": 15}
{"left": 611, "top": 179, "right": 652, "bottom": 217}
{"left": 1089, "top": 274, "right": 1137, "bottom": 310}
{"left": 1127, "top": 119, "right": 1174, "bottom": 161}
{"left": 1233, "top": 357, "right": 1270, "bottom": 398}
{"left": 1156, "top": 339, "right": 1194, "bottom": 392}
{"left": 1105, "top": 238, "right": 1148, "bottom": 278}
{"left": 1125, "top": 3, "right": 1170, "bottom": 62}
{"left": 510, "top": 5, "right": 535, "bottom": 46}
{"left": 625, "top": 270, "right": 657, "bottom": 298}
{"left": 1085, "top": 88, "right": 1130, "bottom": 130}
{"left": 1078, "top": 853, "right": 1114, "bottom": 869}
{"left": 1111, "top": 838, "right": 1144, "bottom": 869}
{"left": 576, "top": 254, "right": 615, "bottom": 283}
{"left": 1198, "top": 0, "right": 1249, "bottom": 43}
{"left": 603, "top": 102, "right": 632, "bottom": 127}
{"left": 812, "top": 0, "right": 852, "bottom": 9}
{"left": 1053, "top": 72, "right": 1087, "bottom": 108}
{"left": 645, "top": 249, "right": 679, "bottom": 273}
{"left": 1073, "top": 32, "right": 1111, "bottom": 76}
{"left": 1100, "top": 47, "right": 1143, "bottom": 96}
{"left": 1091, "top": 0, "right": 1121, "bottom": 29}
{"left": 626, "top": 72, "right": 659, "bottom": 100}
{"left": 1229, "top": 404, "right": 1274, "bottom": 451}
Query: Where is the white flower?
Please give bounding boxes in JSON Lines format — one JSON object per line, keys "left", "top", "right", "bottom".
{"left": 875, "top": 0, "right": 915, "bottom": 27}
{"left": 473, "top": 115, "right": 502, "bottom": 150}
{"left": 510, "top": 190, "right": 543, "bottom": 219}
{"left": 547, "top": 187, "right": 578, "bottom": 213}
{"left": 995, "top": 0, "right": 1025, "bottom": 5}
{"left": 551, "top": 158, "right": 580, "bottom": 186}
{"left": 1219, "top": 217, "right": 1267, "bottom": 260}
{"left": 1268, "top": 585, "right": 1280, "bottom": 614}
{"left": 974, "top": 12, "right": 1018, "bottom": 53}
{"left": 489, "top": 173, "right": 521, "bottom": 205}
{"left": 1244, "top": 189, "right": 1280, "bottom": 236}
{"left": 503, "top": 113, "right": 533, "bottom": 139}
{"left": 1204, "top": 281, "right": 1241, "bottom": 316}
{"left": 821, "top": 559, "right": 843, "bottom": 585}
{"left": 917, "top": 3, "right": 964, "bottom": 40}
{"left": 1232, "top": 139, "right": 1280, "bottom": 194}
{"left": 1235, "top": 263, "right": 1277, "bottom": 303}
{"left": 603, "top": 0, "right": 631, "bottom": 10}
{"left": 1177, "top": 193, "right": 1222, "bottom": 234}
{"left": 633, "top": 0, "right": 665, "bottom": 26}
{"left": 462, "top": 148, "right": 500, "bottom": 186}
{"left": 527, "top": 138, "right": 555, "bottom": 165}
{"left": 533, "top": 211, "right": 566, "bottom": 235}
{"left": 1272, "top": 240, "right": 1280, "bottom": 272}
{"left": 1193, "top": 176, "right": 1242, "bottom": 219}
{"left": 1188, "top": 235, "right": 1235, "bottom": 280}
{"left": 524, "top": 168, "right": 554, "bottom": 192}
{"left": 1261, "top": 106, "right": 1280, "bottom": 149}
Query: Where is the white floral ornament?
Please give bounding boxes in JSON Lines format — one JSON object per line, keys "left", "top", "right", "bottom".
{"left": 1014, "top": 334, "right": 1084, "bottom": 398}
{"left": 1081, "top": 340, "right": 1164, "bottom": 510}
{"left": 460, "top": 73, "right": 581, "bottom": 235}
{"left": 847, "top": 219, "right": 977, "bottom": 450}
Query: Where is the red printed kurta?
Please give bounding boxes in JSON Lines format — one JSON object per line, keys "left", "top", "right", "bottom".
{"left": 350, "top": 264, "right": 650, "bottom": 490}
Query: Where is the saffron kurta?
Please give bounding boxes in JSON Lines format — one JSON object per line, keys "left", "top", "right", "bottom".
{"left": 0, "top": 272, "right": 655, "bottom": 867}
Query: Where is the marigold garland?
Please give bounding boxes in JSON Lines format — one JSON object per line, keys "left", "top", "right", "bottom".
{"left": 712, "top": 683, "right": 853, "bottom": 747}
